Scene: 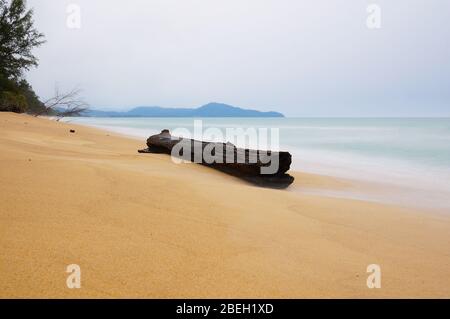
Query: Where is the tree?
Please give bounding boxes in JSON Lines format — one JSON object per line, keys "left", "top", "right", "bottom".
{"left": 0, "top": 1, "right": 88, "bottom": 116}
{"left": 0, "top": 89, "right": 26, "bottom": 112}
{"left": 0, "top": 0, "right": 47, "bottom": 114}
{"left": 40, "top": 86, "right": 89, "bottom": 119}
{"left": 0, "top": 71, "right": 44, "bottom": 113}
{"left": 0, "top": 0, "right": 45, "bottom": 80}
{"left": 16, "top": 77, "right": 45, "bottom": 113}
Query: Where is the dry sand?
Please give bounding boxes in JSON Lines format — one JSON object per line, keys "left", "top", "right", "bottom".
{"left": 0, "top": 112, "right": 449, "bottom": 298}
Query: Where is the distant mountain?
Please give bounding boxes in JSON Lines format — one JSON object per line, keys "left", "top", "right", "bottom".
{"left": 86, "top": 103, "right": 284, "bottom": 118}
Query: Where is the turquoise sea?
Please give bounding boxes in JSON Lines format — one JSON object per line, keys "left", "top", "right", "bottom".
{"left": 66, "top": 117, "right": 450, "bottom": 210}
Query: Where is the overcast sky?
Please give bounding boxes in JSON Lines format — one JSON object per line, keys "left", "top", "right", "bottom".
{"left": 26, "top": 0, "right": 450, "bottom": 116}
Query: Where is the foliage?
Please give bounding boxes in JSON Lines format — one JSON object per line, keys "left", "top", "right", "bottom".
{"left": 0, "top": 72, "right": 46, "bottom": 113}
{"left": 0, "top": 0, "right": 48, "bottom": 114}
{"left": 0, "top": 1, "right": 89, "bottom": 116}
{"left": 0, "top": 89, "right": 26, "bottom": 112}
{"left": 0, "top": 0, "right": 45, "bottom": 80}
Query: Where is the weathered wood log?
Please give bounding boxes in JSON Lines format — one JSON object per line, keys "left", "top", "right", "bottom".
{"left": 139, "top": 129, "right": 295, "bottom": 188}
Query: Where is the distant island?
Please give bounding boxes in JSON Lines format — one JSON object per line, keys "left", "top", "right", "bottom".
{"left": 84, "top": 102, "right": 285, "bottom": 118}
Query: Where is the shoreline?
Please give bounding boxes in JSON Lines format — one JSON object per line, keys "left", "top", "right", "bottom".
{"left": 59, "top": 116, "right": 450, "bottom": 212}
{"left": 1, "top": 112, "right": 450, "bottom": 298}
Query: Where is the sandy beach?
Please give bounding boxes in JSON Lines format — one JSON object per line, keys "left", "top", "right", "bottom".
{"left": 1, "top": 112, "right": 449, "bottom": 298}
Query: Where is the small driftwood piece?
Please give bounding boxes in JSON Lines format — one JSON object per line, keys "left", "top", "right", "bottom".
{"left": 139, "top": 130, "right": 294, "bottom": 188}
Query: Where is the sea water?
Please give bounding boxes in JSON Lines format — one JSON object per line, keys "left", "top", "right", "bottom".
{"left": 65, "top": 117, "right": 450, "bottom": 210}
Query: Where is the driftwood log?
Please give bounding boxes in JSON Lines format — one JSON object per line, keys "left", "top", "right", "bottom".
{"left": 139, "top": 130, "right": 294, "bottom": 188}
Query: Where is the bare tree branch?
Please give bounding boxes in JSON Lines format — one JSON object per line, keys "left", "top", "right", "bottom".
{"left": 36, "top": 85, "right": 89, "bottom": 119}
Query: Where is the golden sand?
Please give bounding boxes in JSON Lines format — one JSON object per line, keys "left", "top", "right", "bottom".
{"left": 1, "top": 112, "right": 449, "bottom": 298}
